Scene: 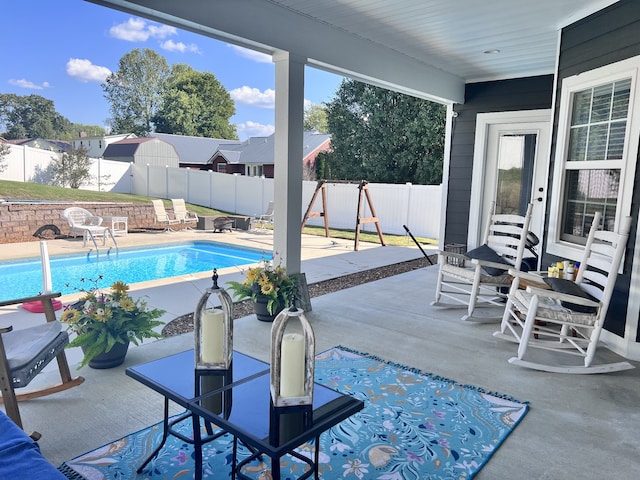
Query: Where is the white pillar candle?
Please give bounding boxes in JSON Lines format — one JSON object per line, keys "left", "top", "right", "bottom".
{"left": 201, "top": 308, "right": 225, "bottom": 364}
{"left": 280, "top": 333, "right": 305, "bottom": 397}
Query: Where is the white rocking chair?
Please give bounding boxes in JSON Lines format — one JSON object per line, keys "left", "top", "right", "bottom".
{"left": 493, "top": 212, "right": 634, "bottom": 374}
{"left": 431, "top": 203, "right": 533, "bottom": 322}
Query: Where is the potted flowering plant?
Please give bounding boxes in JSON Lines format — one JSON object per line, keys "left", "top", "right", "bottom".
{"left": 226, "top": 260, "right": 298, "bottom": 321}
{"left": 61, "top": 278, "right": 165, "bottom": 369}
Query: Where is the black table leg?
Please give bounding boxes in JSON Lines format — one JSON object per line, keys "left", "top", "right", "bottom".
{"left": 314, "top": 436, "right": 320, "bottom": 480}
{"left": 136, "top": 397, "right": 171, "bottom": 473}
{"left": 193, "top": 413, "right": 203, "bottom": 480}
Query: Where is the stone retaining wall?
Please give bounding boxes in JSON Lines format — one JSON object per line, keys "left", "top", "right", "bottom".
{"left": 0, "top": 202, "right": 184, "bottom": 244}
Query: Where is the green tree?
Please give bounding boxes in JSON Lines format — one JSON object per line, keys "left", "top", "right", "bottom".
{"left": 102, "top": 49, "right": 170, "bottom": 136}
{"left": 69, "top": 123, "right": 107, "bottom": 140}
{"left": 153, "top": 64, "right": 238, "bottom": 139}
{"left": 304, "top": 104, "right": 328, "bottom": 133}
{"left": 50, "top": 145, "right": 92, "bottom": 188}
{"left": 323, "top": 80, "right": 445, "bottom": 184}
{"left": 0, "top": 93, "right": 73, "bottom": 140}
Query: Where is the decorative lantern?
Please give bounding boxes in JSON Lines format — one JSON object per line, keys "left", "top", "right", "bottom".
{"left": 194, "top": 269, "right": 233, "bottom": 370}
{"left": 270, "top": 306, "right": 315, "bottom": 407}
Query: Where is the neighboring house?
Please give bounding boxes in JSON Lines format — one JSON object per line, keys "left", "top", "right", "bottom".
{"left": 71, "top": 133, "right": 137, "bottom": 158}
{"left": 102, "top": 137, "right": 179, "bottom": 167}
{"left": 149, "top": 132, "right": 242, "bottom": 169}
{"left": 209, "top": 131, "right": 331, "bottom": 178}
{"left": 5, "top": 138, "right": 70, "bottom": 153}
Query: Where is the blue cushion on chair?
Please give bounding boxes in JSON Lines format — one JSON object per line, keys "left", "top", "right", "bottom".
{"left": 542, "top": 277, "right": 599, "bottom": 314}
{"left": 465, "top": 244, "right": 511, "bottom": 276}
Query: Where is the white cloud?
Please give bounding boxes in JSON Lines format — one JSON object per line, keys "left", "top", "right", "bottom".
{"left": 8, "top": 79, "right": 50, "bottom": 90}
{"left": 230, "top": 86, "right": 275, "bottom": 108}
{"left": 230, "top": 45, "right": 272, "bottom": 63}
{"left": 110, "top": 17, "right": 177, "bottom": 42}
{"left": 236, "top": 121, "right": 274, "bottom": 139}
{"left": 66, "top": 59, "right": 111, "bottom": 83}
{"left": 161, "top": 39, "right": 201, "bottom": 54}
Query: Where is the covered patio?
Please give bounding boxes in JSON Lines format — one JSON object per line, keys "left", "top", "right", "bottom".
{"left": 85, "top": 0, "right": 640, "bottom": 364}
{"left": 9, "top": 246, "right": 640, "bottom": 478}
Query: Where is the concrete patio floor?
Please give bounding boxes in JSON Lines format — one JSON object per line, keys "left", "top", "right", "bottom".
{"left": 1, "top": 230, "right": 639, "bottom": 479}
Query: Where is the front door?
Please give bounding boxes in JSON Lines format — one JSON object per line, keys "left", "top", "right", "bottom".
{"left": 469, "top": 110, "right": 551, "bottom": 268}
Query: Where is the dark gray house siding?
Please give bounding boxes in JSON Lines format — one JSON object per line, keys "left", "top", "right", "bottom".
{"left": 550, "top": 0, "right": 640, "bottom": 339}
{"left": 445, "top": 76, "right": 554, "bottom": 245}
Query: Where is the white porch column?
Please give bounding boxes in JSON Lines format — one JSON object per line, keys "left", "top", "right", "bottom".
{"left": 272, "top": 51, "right": 305, "bottom": 275}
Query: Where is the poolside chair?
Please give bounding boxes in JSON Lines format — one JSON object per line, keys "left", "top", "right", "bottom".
{"left": 431, "top": 202, "right": 533, "bottom": 322}
{"left": 152, "top": 199, "right": 180, "bottom": 232}
{"left": 255, "top": 201, "right": 274, "bottom": 230}
{"left": 171, "top": 198, "right": 198, "bottom": 228}
{"left": 0, "top": 292, "right": 85, "bottom": 434}
{"left": 61, "top": 207, "right": 111, "bottom": 247}
{"left": 493, "top": 212, "right": 634, "bottom": 374}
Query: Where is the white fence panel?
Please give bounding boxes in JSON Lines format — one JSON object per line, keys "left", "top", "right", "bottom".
{"left": 146, "top": 165, "right": 170, "bottom": 198}
{"left": 1, "top": 146, "right": 441, "bottom": 239}
{"left": 185, "top": 169, "right": 212, "bottom": 207}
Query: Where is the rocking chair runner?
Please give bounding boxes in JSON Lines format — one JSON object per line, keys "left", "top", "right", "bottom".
{"left": 0, "top": 293, "right": 84, "bottom": 431}
{"left": 431, "top": 203, "right": 533, "bottom": 322}
{"left": 493, "top": 212, "right": 634, "bottom": 374}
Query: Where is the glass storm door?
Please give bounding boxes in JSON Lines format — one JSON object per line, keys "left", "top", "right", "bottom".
{"left": 474, "top": 114, "right": 551, "bottom": 268}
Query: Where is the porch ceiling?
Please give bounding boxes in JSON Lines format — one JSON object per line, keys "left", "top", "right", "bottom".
{"left": 87, "top": 0, "right": 619, "bottom": 103}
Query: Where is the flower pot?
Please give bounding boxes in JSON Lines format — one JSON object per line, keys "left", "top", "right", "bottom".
{"left": 253, "top": 295, "right": 284, "bottom": 322}
{"left": 84, "top": 341, "right": 130, "bottom": 369}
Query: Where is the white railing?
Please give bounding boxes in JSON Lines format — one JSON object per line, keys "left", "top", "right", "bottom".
{"left": 1, "top": 144, "right": 441, "bottom": 238}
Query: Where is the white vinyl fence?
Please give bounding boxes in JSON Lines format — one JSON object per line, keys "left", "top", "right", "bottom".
{"left": 1, "top": 144, "right": 441, "bottom": 239}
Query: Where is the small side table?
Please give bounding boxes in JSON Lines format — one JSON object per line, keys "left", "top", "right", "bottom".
{"left": 102, "top": 216, "right": 128, "bottom": 236}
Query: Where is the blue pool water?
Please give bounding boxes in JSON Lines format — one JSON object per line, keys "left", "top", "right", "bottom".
{"left": 0, "top": 241, "right": 270, "bottom": 301}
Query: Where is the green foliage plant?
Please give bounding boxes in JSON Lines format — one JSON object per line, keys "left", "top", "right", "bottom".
{"left": 61, "top": 279, "right": 165, "bottom": 368}
{"left": 0, "top": 143, "right": 9, "bottom": 173}
{"left": 50, "top": 145, "right": 92, "bottom": 188}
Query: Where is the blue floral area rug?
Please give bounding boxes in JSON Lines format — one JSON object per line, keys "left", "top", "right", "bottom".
{"left": 58, "top": 346, "right": 528, "bottom": 480}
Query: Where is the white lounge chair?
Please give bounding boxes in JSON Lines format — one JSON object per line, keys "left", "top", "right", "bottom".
{"left": 255, "top": 201, "right": 274, "bottom": 229}
{"left": 171, "top": 198, "right": 198, "bottom": 228}
{"left": 61, "top": 207, "right": 111, "bottom": 247}
{"left": 152, "top": 199, "right": 181, "bottom": 232}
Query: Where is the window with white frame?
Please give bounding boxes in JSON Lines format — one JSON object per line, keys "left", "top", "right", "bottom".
{"left": 548, "top": 56, "right": 640, "bottom": 257}
{"left": 217, "top": 163, "right": 227, "bottom": 173}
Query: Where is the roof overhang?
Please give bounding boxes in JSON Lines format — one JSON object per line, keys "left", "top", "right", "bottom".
{"left": 86, "top": 0, "right": 465, "bottom": 104}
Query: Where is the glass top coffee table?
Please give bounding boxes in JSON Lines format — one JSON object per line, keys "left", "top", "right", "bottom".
{"left": 126, "top": 349, "right": 364, "bottom": 480}
{"left": 125, "top": 349, "right": 269, "bottom": 476}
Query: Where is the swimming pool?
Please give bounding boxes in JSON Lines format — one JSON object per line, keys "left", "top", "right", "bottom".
{"left": 0, "top": 241, "right": 270, "bottom": 301}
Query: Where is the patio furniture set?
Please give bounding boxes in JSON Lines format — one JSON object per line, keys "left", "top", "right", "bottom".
{"left": 431, "top": 204, "right": 633, "bottom": 374}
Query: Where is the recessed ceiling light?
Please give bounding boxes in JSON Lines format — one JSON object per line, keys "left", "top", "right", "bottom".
{"left": 483, "top": 49, "right": 501, "bottom": 54}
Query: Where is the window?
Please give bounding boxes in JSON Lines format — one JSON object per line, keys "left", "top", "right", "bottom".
{"left": 217, "top": 163, "right": 227, "bottom": 173}
{"left": 246, "top": 165, "right": 263, "bottom": 177}
{"left": 548, "top": 56, "right": 640, "bottom": 258}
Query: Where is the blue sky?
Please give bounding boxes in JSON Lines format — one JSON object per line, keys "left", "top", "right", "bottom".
{"left": 1, "top": 1, "right": 344, "bottom": 140}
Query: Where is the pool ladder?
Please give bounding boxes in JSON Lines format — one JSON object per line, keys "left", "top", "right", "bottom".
{"left": 85, "top": 228, "right": 119, "bottom": 259}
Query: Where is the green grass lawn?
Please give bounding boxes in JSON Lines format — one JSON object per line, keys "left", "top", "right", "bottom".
{"left": 0, "top": 179, "right": 435, "bottom": 247}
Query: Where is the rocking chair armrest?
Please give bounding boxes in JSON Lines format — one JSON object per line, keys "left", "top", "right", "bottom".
{"left": 436, "top": 250, "right": 468, "bottom": 261}
{"left": 0, "top": 292, "right": 62, "bottom": 308}
{"left": 470, "top": 258, "right": 512, "bottom": 271}
{"left": 508, "top": 269, "right": 546, "bottom": 282}
{"left": 526, "top": 286, "right": 601, "bottom": 308}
